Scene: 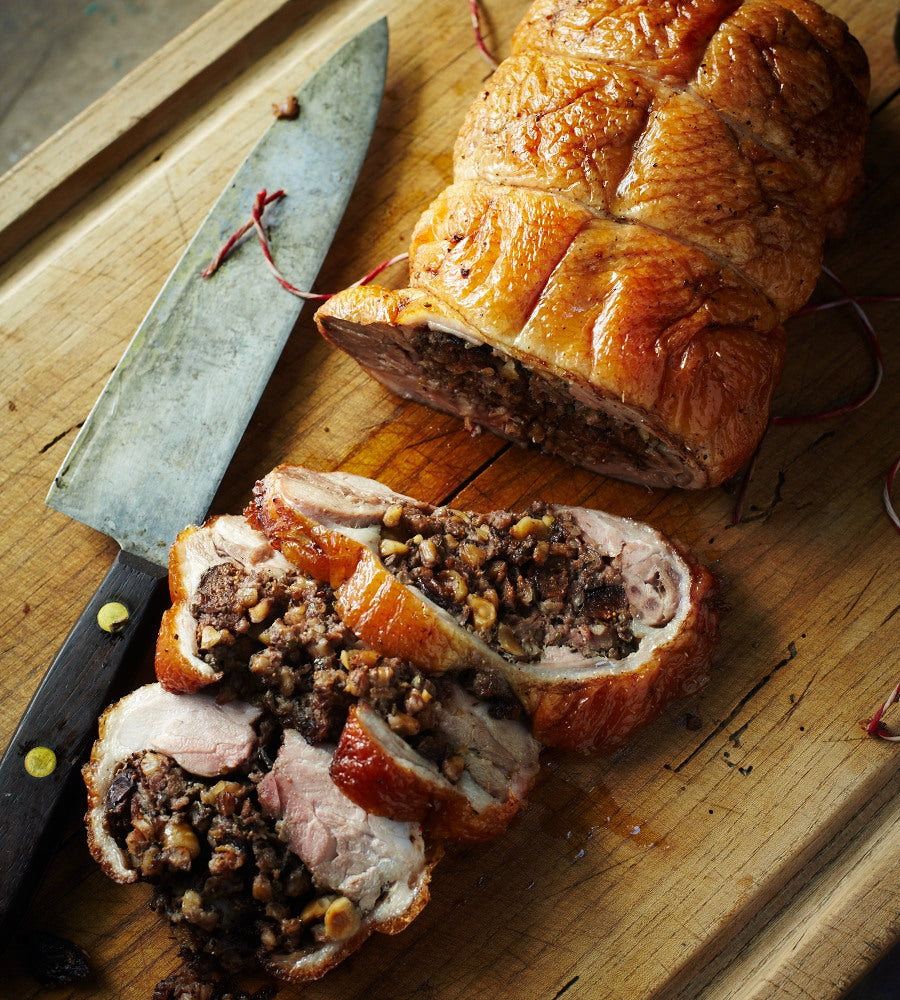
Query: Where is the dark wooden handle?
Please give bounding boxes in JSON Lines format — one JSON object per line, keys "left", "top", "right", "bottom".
{"left": 0, "top": 550, "right": 168, "bottom": 937}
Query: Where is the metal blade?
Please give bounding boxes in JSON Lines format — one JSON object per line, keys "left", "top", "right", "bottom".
{"left": 46, "top": 18, "right": 388, "bottom": 566}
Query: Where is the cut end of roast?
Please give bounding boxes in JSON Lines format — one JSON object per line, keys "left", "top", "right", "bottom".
{"left": 316, "top": 300, "right": 718, "bottom": 488}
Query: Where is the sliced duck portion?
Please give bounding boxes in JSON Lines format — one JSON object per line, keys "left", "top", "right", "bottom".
{"left": 248, "top": 465, "right": 720, "bottom": 752}
{"left": 256, "top": 729, "right": 433, "bottom": 982}
{"left": 82, "top": 687, "right": 433, "bottom": 983}
{"left": 83, "top": 683, "right": 262, "bottom": 884}
{"left": 331, "top": 684, "right": 541, "bottom": 843}
{"left": 313, "top": 0, "right": 868, "bottom": 489}
{"left": 155, "top": 514, "right": 296, "bottom": 693}
{"left": 154, "top": 514, "right": 445, "bottom": 748}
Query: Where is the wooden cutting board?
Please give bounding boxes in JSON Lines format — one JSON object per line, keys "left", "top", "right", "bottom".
{"left": 1, "top": 1, "right": 898, "bottom": 997}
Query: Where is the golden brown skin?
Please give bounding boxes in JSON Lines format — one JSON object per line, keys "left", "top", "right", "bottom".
{"left": 522, "top": 543, "right": 721, "bottom": 752}
{"left": 315, "top": 0, "right": 869, "bottom": 488}
{"left": 331, "top": 699, "right": 539, "bottom": 843}
{"left": 248, "top": 464, "right": 722, "bottom": 754}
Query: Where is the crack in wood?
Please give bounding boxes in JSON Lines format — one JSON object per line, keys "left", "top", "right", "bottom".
{"left": 881, "top": 603, "right": 900, "bottom": 627}
{"left": 672, "top": 641, "right": 800, "bottom": 773}
{"left": 39, "top": 422, "right": 82, "bottom": 455}
{"left": 742, "top": 469, "right": 786, "bottom": 523}
{"left": 805, "top": 430, "right": 836, "bottom": 454}
{"left": 872, "top": 83, "right": 900, "bottom": 117}
{"left": 442, "top": 443, "right": 512, "bottom": 506}
{"left": 553, "top": 975, "right": 580, "bottom": 999}
{"left": 845, "top": 569, "right": 879, "bottom": 618}
{"left": 786, "top": 676, "right": 815, "bottom": 716}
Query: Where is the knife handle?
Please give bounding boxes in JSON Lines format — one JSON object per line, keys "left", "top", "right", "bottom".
{"left": 0, "top": 549, "right": 168, "bottom": 941}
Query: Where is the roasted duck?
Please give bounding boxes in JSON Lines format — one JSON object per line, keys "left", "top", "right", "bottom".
{"left": 314, "top": 0, "right": 869, "bottom": 488}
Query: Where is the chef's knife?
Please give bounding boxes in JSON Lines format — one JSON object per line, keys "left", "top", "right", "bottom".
{"left": 0, "top": 17, "right": 388, "bottom": 937}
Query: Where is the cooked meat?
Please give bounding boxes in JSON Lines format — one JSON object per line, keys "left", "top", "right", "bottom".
{"left": 331, "top": 683, "right": 541, "bottom": 843}
{"left": 83, "top": 684, "right": 262, "bottom": 884}
{"left": 313, "top": 0, "right": 869, "bottom": 488}
{"left": 255, "top": 729, "right": 434, "bottom": 983}
{"left": 110, "top": 749, "right": 308, "bottom": 972}
{"left": 84, "top": 448, "right": 727, "bottom": 990}
{"left": 376, "top": 498, "right": 644, "bottom": 661}
{"left": 248, "top": 465, "right": 720, "bottom": 752}
{"left": 156, "top": 515, "right": 296, "bottom": 693}
{"left": 83, "top": 687, "right": 435, "bottom": 984}
{"left": 248, "top": 467, "right": 510, "bottom": 677}
{"left": 257, "top": 730, "right": 426, "bottom": 912}
{"left": 151, "top": 511, "right": 542, "bottom": 831}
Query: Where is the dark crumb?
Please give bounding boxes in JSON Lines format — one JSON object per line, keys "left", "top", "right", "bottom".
{"left": 21, "top": 930, "right": 91, "bottom": 985}
{"left": 153, "top": 959, "right": 278, "bottom": 1000}
{"left": 683, "top": 712, "right": 703, "bottom": 731}
{"left": 271, "top": 95, "right": 299, "bottom": 119}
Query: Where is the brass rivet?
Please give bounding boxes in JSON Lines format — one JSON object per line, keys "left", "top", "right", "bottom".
{"left": 24, "top": 746, "right": 57, "bottom": 778}
{"left": 97, "top": 601, "right": 129, "bottom": 633}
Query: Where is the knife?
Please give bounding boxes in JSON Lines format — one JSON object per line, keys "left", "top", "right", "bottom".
{"left": 0, "top": 17, "right": 388, "bottom": 938}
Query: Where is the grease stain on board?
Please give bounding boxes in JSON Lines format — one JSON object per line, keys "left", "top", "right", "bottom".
{"left": 536, "top": 769, "right": 671, "bottom": 859}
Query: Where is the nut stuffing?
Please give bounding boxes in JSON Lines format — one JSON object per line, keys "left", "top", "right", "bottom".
{"left": 378, "top": 502, "right": 641, "bottom": 661}
{"left": 190, "top": 564, "right": 441, "bottom": 745}
{"left": 106, "top": 749, "right": 321, "bottom": 971}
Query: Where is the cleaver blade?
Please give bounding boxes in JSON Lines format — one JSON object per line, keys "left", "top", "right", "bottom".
{"left": 0, "top": 17, "right": 388, "bottom": 936}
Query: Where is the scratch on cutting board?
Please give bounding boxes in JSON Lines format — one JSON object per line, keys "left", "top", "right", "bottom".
{"left": 844, "top": 568, "right": 880, "bottom": 618}
{"left": 728, "top": 721, "right": 749, "bottom": 747}
{"left": 741, "top": 468, "right": 786, "bottom": 523}
{"left": 39, "top": 421, "right": 83, "bottom": 454}
{"left": 442, "top": 444, "right": 512, "bottom": 506}
{"left": 786, "top": 676, "right": 815, "bottom": 715}
{"left": 164, "top": 171, "right": 190, "bottom": 248}
{"left": 553, "top": 975, "right": 580, "bottom": 998}
{"left": 671, "top": 640, "right": 800, "bottom": 773}
{"left": 882, "top": 603, "right": 900, "bottom": 626}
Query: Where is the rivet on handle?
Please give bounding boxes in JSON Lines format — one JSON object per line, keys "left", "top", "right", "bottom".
{"left": 24, "top": 746, "right": 57, "bottom": 778}
{"left": 97, "top": 601, "right": 130, "bottom": 633}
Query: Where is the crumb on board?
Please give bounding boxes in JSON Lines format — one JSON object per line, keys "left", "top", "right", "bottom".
{"left": 272, "top": 95, "right": 299, "bottom": 119}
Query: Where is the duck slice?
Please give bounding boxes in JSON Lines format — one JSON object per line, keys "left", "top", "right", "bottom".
{"left": 83, "top": 687, "right": 433, "bottom": 984}
{"left": 331, "top": 683, "right": 540, "bottom": 843}
{"left": 256, "top": 729, "right": 434, "bottom": 982}
{"left": 248, "top": 465, "right": 720, "bottom": 752}
{"left": 155, "top": 514, "right": 296, "bottom": 693}
{"left": 82, "top": 682, "right": 262, "bottom": 884}
{"left": 247, "top": 467, "right": 507, "bottom": 677}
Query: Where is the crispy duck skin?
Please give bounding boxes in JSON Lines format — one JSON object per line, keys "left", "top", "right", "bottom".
{"left": 314, "top": 0, "right": 869, "bottom": 489}
{"left": 331, "top": 687, "right": 541, "bottom": 843}
{"left": 155, "top": 514, "right": 295, "bottom": 693}
{"left": 247, "top": 465, "right": 721, "bottom": 753}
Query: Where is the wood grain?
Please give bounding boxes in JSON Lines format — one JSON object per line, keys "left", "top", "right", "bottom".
{"left": 0, "top": 1, "right": 898, "bottom": 997}
{"left": 0, "top": 0, "right": 325, "bottom": 268}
